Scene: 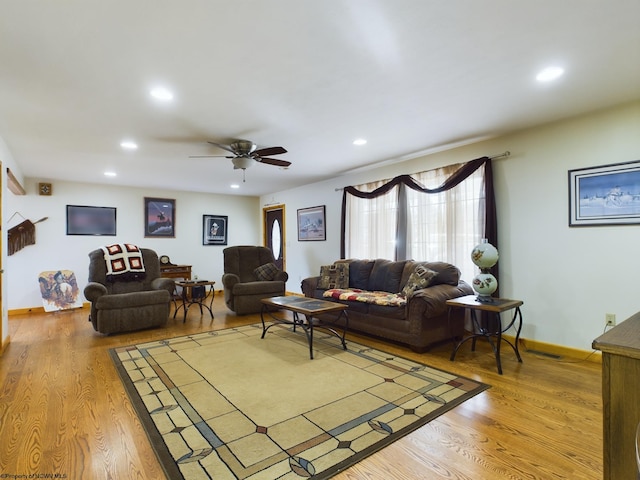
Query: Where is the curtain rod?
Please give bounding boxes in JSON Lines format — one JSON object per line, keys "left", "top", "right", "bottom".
{"left": 334, "top": 152, "right": 511, "bottom": 191}
{"left": 491, "top": 151, "right": 510, "bottom": 160}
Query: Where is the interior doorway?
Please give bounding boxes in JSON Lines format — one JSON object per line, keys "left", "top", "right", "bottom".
{"left": 263, "top": 205, "right": 285, "bottom": 271}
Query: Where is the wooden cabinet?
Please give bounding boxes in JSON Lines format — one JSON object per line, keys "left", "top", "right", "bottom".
{"left": 160, "top": 265, "right": 192, "bottom": 280}
{"left": 592, "top": 312, "right": 640, "bottom": 480}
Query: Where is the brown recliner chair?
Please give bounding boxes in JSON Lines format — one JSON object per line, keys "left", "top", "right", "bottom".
{"left": 84, "top": 247, "right": 174, "bottom": 334}
{"left": 222, "top": 246, "right": 288, "bottom": 314}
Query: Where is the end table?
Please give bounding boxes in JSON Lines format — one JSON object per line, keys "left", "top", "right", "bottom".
{"left": 447, "top": 295, "right": 523, "bottom": 374}
{"left": 174, "top": 280, "right": 215, "bottom": 323}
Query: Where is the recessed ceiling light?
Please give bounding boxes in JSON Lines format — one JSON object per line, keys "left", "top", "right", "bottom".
{"left": 230, "top": 184, "right": 240, "bottom": 189}
{"left": 150, "top": 87, "right": 174, "bottom": 101}
{"left": 536, "top": 66, "right": 564, "bottom": 82}
{"left": 120, "top": 141, "right": 138, "bottom": 150}
{"left": 353, "top": 138, "right": 367, "bottom": 146}
{"left": 104, "top": 171, "right": 117, "bottom": 177}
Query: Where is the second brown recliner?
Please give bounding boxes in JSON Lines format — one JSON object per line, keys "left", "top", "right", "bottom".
{"left": 222, "top": 245, "right": 288, "bottom": 314}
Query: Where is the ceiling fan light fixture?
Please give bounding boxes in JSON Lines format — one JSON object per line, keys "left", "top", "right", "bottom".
{"left": 232, "top": 156, "right": 254, "bottom": 170}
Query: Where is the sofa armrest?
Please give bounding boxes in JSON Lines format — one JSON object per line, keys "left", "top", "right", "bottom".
{"left": 222, "top": 273, "right": 240, "bottom": 289}
{"left": 409, "top": 281, "right": 474, "bottom": 317}
{"left": 301, "top": 276, "right": 320, "bottom": 297}
{"left": 151, "top": 277, "right": 175, "bottom": 295}
{"left": 84, "top": 282, "right": 108, "bottom": 302}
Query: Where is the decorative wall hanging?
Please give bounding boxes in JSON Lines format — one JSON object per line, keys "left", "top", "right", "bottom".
{"left": 297, "top": 205, "right": 326, "bottom": 241}
{"left": 144, "top": 197, "right": 175, "bottom": 237}
{"left": 202, "top": 215, "right": 228, "bottom": 245}
{"left": 7, "top": 213, "right": 48, "bottom": 255}
{"left": 568, "top": 159, "right": 640, "bottom": 226}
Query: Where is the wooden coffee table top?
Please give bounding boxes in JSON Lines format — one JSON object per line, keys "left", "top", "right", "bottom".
{"left": 261, "top": 296, "right": 348, "bottom": 315}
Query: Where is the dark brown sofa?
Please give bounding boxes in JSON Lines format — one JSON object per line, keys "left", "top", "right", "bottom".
{"left": 301, "top": 259, "right": 473, "bottom": 352}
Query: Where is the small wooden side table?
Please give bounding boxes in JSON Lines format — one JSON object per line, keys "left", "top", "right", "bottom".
{"left": 447, "top": 295, "right": 523, "bottom": 374}
{"left": 174, "top": 280, "right": 215, "bottom": 323}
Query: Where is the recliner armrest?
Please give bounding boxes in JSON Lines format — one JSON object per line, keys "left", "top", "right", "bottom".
{"left": 84, "top": 282, "right": 108, "bottom": 302}
{"left": 274, "top": 271, "right": 289, "bottom": 282}
{"left": 222, "top": 273, "right": 240, "bottom": 289}
{"left": 151, "top": 277, "right": 175, "bottom": 295}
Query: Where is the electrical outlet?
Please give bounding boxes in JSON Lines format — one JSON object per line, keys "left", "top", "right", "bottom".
{"left": 605, "top": 313, "right": 616, "bottom": 326}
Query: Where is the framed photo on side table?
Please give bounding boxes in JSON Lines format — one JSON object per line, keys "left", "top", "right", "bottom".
{"left": 144, "top": 197, "right": 175, "bottom": 237}
{"left": 297, "top": 205, "right": 326, "bottom": 241}
{"left": 568, "top": 160, "right": 640, "bottom": 226}
{"left": 203, "top": 214, "right": 228, "bottom": 245}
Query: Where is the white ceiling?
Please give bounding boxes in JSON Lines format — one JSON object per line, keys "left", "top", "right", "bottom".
{"left": 1, "top": 1, "right": 639, "bottom": 196}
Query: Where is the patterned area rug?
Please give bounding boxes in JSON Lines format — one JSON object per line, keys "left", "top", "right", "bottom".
{"left": 110, "top": 323, "right": 489, "bottom": 479}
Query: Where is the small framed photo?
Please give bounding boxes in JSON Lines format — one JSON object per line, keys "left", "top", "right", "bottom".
{"left": 568, "top": 160, "right": 640, "bottom": 226}
{"left": 144, "top": 197, "right": 175, "bottom": 237}
{"left": 203, "top": 215, "right": 228, "bottom": 245}
{"left": 297, "top": 205, "right": 326, "bottom": 241}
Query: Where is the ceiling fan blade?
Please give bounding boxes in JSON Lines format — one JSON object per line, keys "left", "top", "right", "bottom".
{"left": 188, "top": 155, "right": 233, "bottom": 159}
{"left": 207, "top": 141, "right": 237, "bottom": 154}
{"left": 254, "top": 146, "right": 287, "bottom": 157}
{"left": 258, "top": 157, "right": 292, "bottom": 167}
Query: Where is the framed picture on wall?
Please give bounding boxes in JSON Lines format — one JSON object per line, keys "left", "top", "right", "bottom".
{"left": 568, "top": 160, "right": 640, "bottom": 226}
{"left": 297, "top": 205, "right": 326, "bottom": 241}
{"left": 203, "top": 215, "right": 228, "bottom": 245}
{"left": 144, "top": 197, "right": 175, "bottom": 237}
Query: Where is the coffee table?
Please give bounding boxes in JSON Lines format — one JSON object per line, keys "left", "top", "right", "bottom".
{"left": 260, "top": 296, "right": 349, "bottom": 359}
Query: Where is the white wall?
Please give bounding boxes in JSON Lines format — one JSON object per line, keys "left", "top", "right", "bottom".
{"left": 261, "top": 101, "right": 640, "bottom": 351}
{"left": 6, "top": 181, "right": 260, "bottom": 310}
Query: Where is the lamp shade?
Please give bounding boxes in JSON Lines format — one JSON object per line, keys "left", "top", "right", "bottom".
{"left": 471, "top": 241, "right": 498, "bottom": 269}
{"left": 471, "top": 239, "right": 498, "bottom": 301}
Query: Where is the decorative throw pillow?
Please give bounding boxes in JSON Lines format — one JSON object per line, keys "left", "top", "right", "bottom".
{"left": 254, "top": 262, "right": 279, "bottom": 281}
{"left": 400, "top": 265, "right": 438, "bottom": 297}
{"left": 317, "top": 263, "right": 350, "bottom": 289}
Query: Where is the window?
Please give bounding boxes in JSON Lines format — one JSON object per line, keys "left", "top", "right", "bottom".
{"left": 344, "top": 158, "right": 492, "bottom": 284}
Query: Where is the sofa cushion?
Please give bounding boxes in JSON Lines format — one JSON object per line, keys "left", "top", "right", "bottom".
{"left": 348, "top": 260, "right": 375, "bottom": 290}
{"left": 425, "top": 261, "right": 461, "bottom": 286}
{"left": 254, "top": 262, "right": 279, "bottom": 281}
{"left": 369, "top": 259, "right": 406, "bottom": 292}
{"left": 318, "top": 263, "right": 350, "bottom": 289}
{"left": 400, "top": 266, "right": 438, "bottom": 297}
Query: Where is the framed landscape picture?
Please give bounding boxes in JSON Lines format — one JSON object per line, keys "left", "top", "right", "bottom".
{"left": 568, "top": 160, "right": 640, "bottom": 226}
{"left": 203, "top": 214, "right": 228, "bottom": 245}
{"left": 297, "top": 205, "right": 326, "bottom": 241}
{"left": 144, "top": 197, "right": 175, "bottom": 237}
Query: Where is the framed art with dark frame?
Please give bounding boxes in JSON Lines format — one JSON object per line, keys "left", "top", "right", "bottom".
{"left": 297, "top": 205, "right": 326, "bottom": 241}
{"left": 568, "top": 160, "right": 640, "bottom": 226}
{"left": 203, "top": 215, "right": 228, "bottom": 245}
{"left": 144, "top": 197, "right": 175, "bottom": 237}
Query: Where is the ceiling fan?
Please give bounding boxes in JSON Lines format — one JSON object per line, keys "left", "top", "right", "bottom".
{"left": 190, "top": 139, "right": 291, "bottom": 181}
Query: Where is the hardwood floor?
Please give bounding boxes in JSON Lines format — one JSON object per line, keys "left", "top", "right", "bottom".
{"left": 0, "top": 293, "right": 603, "bottom": 479}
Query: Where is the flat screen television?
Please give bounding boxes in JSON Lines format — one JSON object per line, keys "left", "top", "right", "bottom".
{"left": 66, "top": 205, "right": 117, "bottom": 236}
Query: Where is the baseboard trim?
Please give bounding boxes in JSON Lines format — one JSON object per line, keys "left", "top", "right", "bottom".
{"left": 504, "top": 334, "right": 602, "bottom": 364}
{"left": 9, "top": 303, "right": 90, "bottom": 316}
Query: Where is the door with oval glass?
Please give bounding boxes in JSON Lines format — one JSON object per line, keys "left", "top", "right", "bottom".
{"left": 263, "top": 205, "right": 285, "bottom": 271}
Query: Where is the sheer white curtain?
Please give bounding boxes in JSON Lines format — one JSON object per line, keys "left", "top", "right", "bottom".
{"left": 345, "top": 179, "right": 398, "bottom": 260}
{"left": 345, "top": 163, "right": 486, "bottom": 283}
{"left": 407, "top": 163, "right": 485, "bottom": 283}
